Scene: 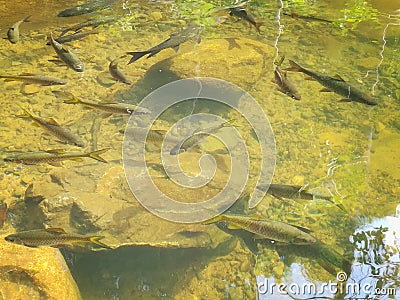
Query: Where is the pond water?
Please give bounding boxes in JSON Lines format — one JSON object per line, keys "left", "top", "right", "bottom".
{"left": 0, "top": 0, "right": 399, "bottom": 299}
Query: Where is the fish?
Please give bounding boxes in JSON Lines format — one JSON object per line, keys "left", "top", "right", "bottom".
{"left": 4, "top": 228, "right": 111, "bottom": 249}
{"left": 283, "top": 12, "right": 333, "bottom": 24}
{"left": 169, "top": 120, "right": 232, "bottom": 155}
{"left": 45, "top": 29, "right": 99, "bottom": 45}
{"left": 48, "top": 33, "right": 84, "bottom": 72}
{"left": 58, "top": 16, "right": 119, "bottom": 36}
{"left": 285, "top": 60, "right": 377, "bottom": 106}
{"left": 17, "top": 107, "right": 85, "bottom": 147}
{"left": 53, "top": 91, "right": 151, "bottom": 115}
{"left": 0, "top": 74, "right": 67, "bottom": 86}
{"left": 0, "top": 203, "right": 8, "bottom": 228}
{"left": 7, "top": 16, "right": 31, "bottom": 44}
{"left": 204, "top": 214, "right": 317, "bottom": 245}
{"left": 273, "top": 67, "right": 301, "bottom": 100}
{"left": 109, "top": 57, "right": 132, "bottom": 85}
{"left": 4, "top": 148, "right": 109, "bottom": 165}
{"left": 229, "top": 7, "right": 262, "bottom": 33}
{"left": 126, "top": 25, "right": 203, "bottom": 64}
{"left": 58, "top": 0, "right": 120, "bottom": 17}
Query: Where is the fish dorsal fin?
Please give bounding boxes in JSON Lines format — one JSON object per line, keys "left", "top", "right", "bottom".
{"left": 47, "top": 118, "right": 60, "bottom": 125}
{"left": 333, "top": 74, "right": 345, "bottom": 81}
{"left": 45, "top": 149, "right": 65, "bottom": 154}
{"left": 20, "top": 72, "right": 36, "bottom": 76}
{"left": 45, "top": 228, "right": 67, "bottom": 234}
{"left": 290, "top": 224, "right": 312, "bottom": 234}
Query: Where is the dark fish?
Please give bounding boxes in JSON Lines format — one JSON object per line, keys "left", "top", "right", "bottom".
{"left": 0, "top": 74, "right": 67, "bottom": 86}
{"left": 169, "top": 120, "right": 232, "bottom": 155}
{"left": 229, "top": 7, "right": 262, "bottom": 33}
{"left": 126, "top": 25, "right": 203, "bottom": 64}
{"left": 59, "top": 16, "right": 119, "bottom": 36}
{"left": 4, "top": 148, "right": 109, "bottom": 165}
{"left": 283, "top": 12, "right": 333, "bottom": 24}
{"left": 204, "top": 214, "right": 317, "bottom": 245}
{"left": 48, "top": 33, "right": 84, "bottom": 72}
{"left": 17, "top": 107, "right": 85, "bottom": 147}
{"left": 0, "top": 203, "right": 8, "bottom": 228}
{"left": 7, "top": 15, "right": 31, "bottom": 44}
{"left": 286, "top": 60, "right": 377, "bottom": 106}
{"left": 53, "top": 91, "right": 151, "bottom": 115}
{"left": 46, "top": 29, "right": 99, "bottom": 45}
{"left": 4, "top": 228, "right": 111, "bottom": 249}
{"left": 57, "top": 0, "right": 120, "bottom": 17}
{"left": 273, "top": 67, "right": 301, "bottom": 100}
{"left": 109, "top": 57, "right": 132, "bottom": 84}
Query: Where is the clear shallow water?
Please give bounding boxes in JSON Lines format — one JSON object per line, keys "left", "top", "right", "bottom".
{"left": 0, "top": 0, "right": 399, "bottom": 299}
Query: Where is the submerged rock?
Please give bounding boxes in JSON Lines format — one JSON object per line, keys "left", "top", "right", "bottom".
{"left": 0, "top": 238, "right": 81, "bottom": 300}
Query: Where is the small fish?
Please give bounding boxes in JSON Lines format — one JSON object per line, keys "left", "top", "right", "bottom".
{"left": 4, "top": 148, "right": 109, "bottom": 165}
{"left": 229, "top": 7, "right": 262, "bottom": 33}
{"left": 0, "top": 203, "right": 8, "bottom": 228}
{"left": 204, "top": 214, "right": 317, "bottom": 245}
{"left": 58, "top": 0, "right": 120, "bottom": 17}
{"left": 169, "top": 120, "right": 232, "bottom": 155}
{"left": 283, "top": 12, "right": 333, "bottom": 24}
{"left": 273, "top": 67, "right": 301, "bottom": 100}
{"left": 109, "top": 57, "right": 132, "bottom": 85}
{"left": 17, "top": 107, "right": 85, "bottom": 147}
{"left": 285, "top": 60, "right": 377, "bottom": 106}
{"left": 53, "top": 91, "right": 151, "bottom": 115}
{"left": 126, "top": 25, "right": 203, "bottom": 64}
{"left": 7, "top": 15, "right": 31, "bottom": 44}
{"left": 4, "top": 228, "right": 111, "bottom": 249}
{"left": 59, "top": 16, "right": 119, "bottom": 36}
{"left": 0, "top": 74, "right": 67, "bottom": 86}
{"left": 46, "top": 29, "right": 99, "bottom": 45}
{"left": 48, "top": 33, "right": 84, "bottom": 72}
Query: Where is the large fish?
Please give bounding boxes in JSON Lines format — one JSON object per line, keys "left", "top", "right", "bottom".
{"left": 59, "top": 16, "right": 119, "bottom": 36}
{"left": 7, "top": 16, "right": 31, "bottom": 44}
{"left": 53, "top": 91, "right": 151, "bottom": 115}
{"left": 0, "top": 74, "right": 67, "bottom": 86}
{"left": 5, "top": 228, "right": 111, "bottom": 249}
{"left": 169, "top": 120, "right": 232, "bottom": 155}
{"left": 18, "top": 107, "right": 85, "bottom": 147}
{"left": 46, "top": 29, "right": 99, "bottom": 45}
{"left": 4, "top": 148, "right": 109, "bottom": 165}
{"left": 273, "top": 67, "right": 301, "bottom": 100}
{"left": 229, "top": 7, "right": 262, "bottom": 33}
{"left": 58, "top": 0, "right": 120, "bottom": 17}
{"left": 286, "top": 60, "right": 377, "bottom": 106}
{"left": 126, "top": 25, "right": 203, "bottom": 64}
{"left": 48, "top": 33, "right": 84, "bottom": 72}
{"left": 204, "top": 214, "right": 317, "bottom": 245}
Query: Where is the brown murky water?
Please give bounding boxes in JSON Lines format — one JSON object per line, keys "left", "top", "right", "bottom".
{"left": 0, "top": 0, "right": 399, "bottom": 299}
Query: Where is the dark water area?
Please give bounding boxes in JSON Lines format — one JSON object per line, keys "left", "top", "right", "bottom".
{"left": 0, "top": 0, "right": 399, "bottom": 299}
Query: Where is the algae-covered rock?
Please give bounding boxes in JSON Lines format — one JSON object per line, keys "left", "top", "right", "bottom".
{"left": 0, "top": 238, "right": 81, "bottom": 300}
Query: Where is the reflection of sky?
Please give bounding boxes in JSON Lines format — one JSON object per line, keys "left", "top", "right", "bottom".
{"left": 257, "top": 205, "right": 400, "bottom": 299}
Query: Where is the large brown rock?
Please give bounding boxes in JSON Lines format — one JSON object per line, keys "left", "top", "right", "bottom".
{"left": 0, "top": 237, "right": 81, "bottom": 300}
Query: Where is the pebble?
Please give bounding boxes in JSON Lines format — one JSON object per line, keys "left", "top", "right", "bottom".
{"left": 21, "top": 84, "right": 40, "bottom": 95}
{"left": 292, "top": 175, "right": 305, "bottom": 186}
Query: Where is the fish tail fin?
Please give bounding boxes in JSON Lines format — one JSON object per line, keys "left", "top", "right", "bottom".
{"left": 88, "top": 236, "right": 112, "bottom": 249}
{"left": 286, "top": 60, "right": 304, "bottom": 72}
{"left": 202, "top": 215, "right": 223, "bottom": 225}
{"left": 126, "top": 51, "right": 150, "bottom": 64}
{"left": 16, "top": 106, "right": 33, "bottom": 119}
{"left": 255, "top": 22, "right": 263, "bottom": 33}
{"left": 86, "top": 148, "right": 110, "bottom": 163}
